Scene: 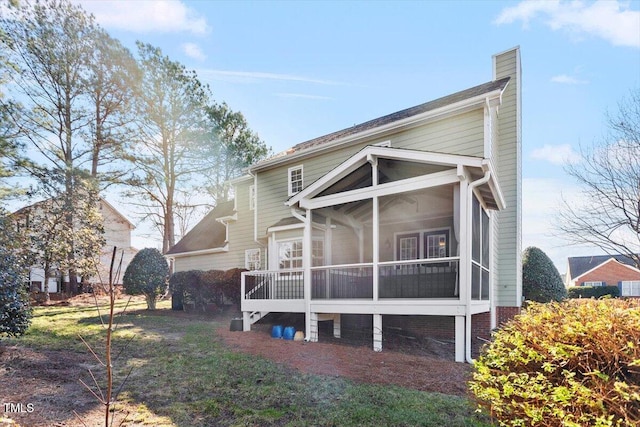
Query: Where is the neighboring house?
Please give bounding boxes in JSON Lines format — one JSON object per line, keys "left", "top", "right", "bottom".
{"left": 565, "top": 254, "right": 640, "bottom": 297}
{"left": 167, "top": 47, "right": 522, "bottom": 362}
{"left": 13, "top": 197, "right": 137, "bottom": 294}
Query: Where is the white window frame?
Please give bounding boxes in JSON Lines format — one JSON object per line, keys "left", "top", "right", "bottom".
{"left": 276, "top": 237, "right": 324, "bottom": 271}
{"left": 621, "top": 280, "right": 640, "bottom": 297}
{"left": 583, "top": 281, "right": 604, "bottom": 287}
{"left": 288, "top": 165, "right": 304, "bottom": 196}
{"left": 394, "top": 228, "right": 451, "bottom": 261}
{"left": 249, "top": 184, "right": 256, "bottom": 211}
{"left": 245, "top": 248, "right": 261, "bottom": 270}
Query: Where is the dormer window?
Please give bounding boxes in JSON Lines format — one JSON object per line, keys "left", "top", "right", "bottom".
{"left": 288, "top": 165, "right": 304, "bottom": 196}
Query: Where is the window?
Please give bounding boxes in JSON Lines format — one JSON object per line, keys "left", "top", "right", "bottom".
{"left": 288, "top": 165, "right": 304, "bottom": 196}
{"left": 278, "top": 240, "right": 303, "bottom": 270}
{"left": 245, "top": 249, "right": 261, "bottom": 270}
{"left": 395, "top": 230, "right": 449, "bottom": 261}
{"left": 312, "top": 238, "right": 324, "bottom": 267}
{"left": 583, "top": 281, "right": 604, "bottom": 287}
{"left": 621, "top": 280, "right": 640, "bottom": 296}
{"left": 425, "top": 231, "right": 448, "bottom": 259}
{"left": 249, "top": 185, "right": 256, "bottom": 210}
{"left": 277, "top": 238, "right": 324, "bottom": 270}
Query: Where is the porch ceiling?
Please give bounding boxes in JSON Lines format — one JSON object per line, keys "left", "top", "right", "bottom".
{"left": 287, "top": 146, "right": 504, "bottom": 212}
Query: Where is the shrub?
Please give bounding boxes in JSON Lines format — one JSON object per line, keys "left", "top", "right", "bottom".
{"left": 568, "top": 285, "right": 620, "bottom": 299}
{"left": 0, "top": 250, "right": 31, "bottom": 337}
{"left": 122, "top": 248, "right": 168, "bottom": 310}
{"left": 169, "top": 270, "right": 201, "bottom": 310}
{"left": 469, "top": 299, "right": 640, "bottom": 426}
{"left": 223, "top": 268, "right": 246, "bottom": 306}
{"left": 522, "top": 246, "right": 566, "bottom": 302}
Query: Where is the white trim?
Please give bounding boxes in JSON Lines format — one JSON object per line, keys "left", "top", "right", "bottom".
{"left": 166, "top": 244, "right": 229, "bottom": 258}
{"left": 299, "top": 169, "right": 460, "bottom": 210}
{"left": 288, "top": 164, "right": 304, "bottom": 197}
{"left": 287, "top": 146, "right": 492, "bottom": 207}
{"left": 267, "top": 222, "right": 304, "bottom": 233}
{"left": 229, "top": 174, "right": 252, "bottom": 184}
{"left": 393, "top": 227, "right": 452, "bottom": 261}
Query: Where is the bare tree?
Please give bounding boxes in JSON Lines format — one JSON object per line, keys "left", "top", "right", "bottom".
{"left": 558, "top": 89, "right": 640, "bottom": 267}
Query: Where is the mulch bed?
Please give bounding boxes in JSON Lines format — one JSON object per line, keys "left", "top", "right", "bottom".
{"left": 215, "top": 319, "right": 473, "bottom": 397}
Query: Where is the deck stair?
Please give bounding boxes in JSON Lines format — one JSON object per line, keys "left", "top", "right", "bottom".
{"left": 249, "top": 311, "right": 269, "bottom": 324}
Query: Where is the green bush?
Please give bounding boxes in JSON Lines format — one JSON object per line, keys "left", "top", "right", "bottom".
{"left": 122, "top": 248, "right": 168, "bottom": 310}
{"left": 0, "top": 215, "right": 31, "bottom": 337}
{"left": 223, "top": 268, "right": 246, "bottom": 306}
{"left": 469, "top": 299, "right": 640, "bottom": 426}
{"left": 567, "top": 285, "right": 620, "bottom": 299}
{"left": 169, "top": 270, "right": 201, "bottom": 310}
{"left": 522, "top": 246, "right": 567, "bottom": 302}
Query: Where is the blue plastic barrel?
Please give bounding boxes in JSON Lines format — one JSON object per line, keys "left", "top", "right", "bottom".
{"left": 283, "top": 326, "right": 296, "bottom": 340}
{"left": 271, "top": 325, "right": 283, "bottom": 338}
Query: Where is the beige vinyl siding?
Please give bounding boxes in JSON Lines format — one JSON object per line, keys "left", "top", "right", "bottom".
{"left": 492, "top": 47, "right": 522, "bottom": 307}
{"left": 392, "top": 109, "right": 484, "bottom": 157}
{"left": 174, "top": 179, "right": 264, "bottom": 273}
{"left": 256, "top": 108, "right": 485, "bottom": 237}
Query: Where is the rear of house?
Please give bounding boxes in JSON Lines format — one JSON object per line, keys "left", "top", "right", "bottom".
{"left": 167, "top": 47, "right": 523, "bottom": 362}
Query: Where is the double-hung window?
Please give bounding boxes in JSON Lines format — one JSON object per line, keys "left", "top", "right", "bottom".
{"left": 621, "top": 280, "right": 640, "bottom": 297}
{"left": 245, "top": 249, "right": 261, "bottom": 270}
{"left": 277, "top": 238, "right": 324, "bottom": 271}
{"left": 288, "top": 165, "right": 304, "bottom": 196}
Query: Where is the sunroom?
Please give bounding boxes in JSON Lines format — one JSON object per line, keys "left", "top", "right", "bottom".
{"left": 241, "top": 145, "right": 504, "bottom": 361}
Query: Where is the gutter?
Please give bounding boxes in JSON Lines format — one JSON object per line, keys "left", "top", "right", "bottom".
{"left": 466, "top": 170, "right": 492, "bottom": 364}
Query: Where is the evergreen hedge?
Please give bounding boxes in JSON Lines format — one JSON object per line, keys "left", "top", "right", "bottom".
{"left": 567, "top": 285, "right": 620, "bottom": 299}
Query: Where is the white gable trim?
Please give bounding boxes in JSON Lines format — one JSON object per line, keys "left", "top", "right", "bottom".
{"left": 166, "top": 244, "right": 229, "bottom": 258}
{"left": 287, "top": 146, "right": 485, "bottom": 207}
{"left": 572, "top": 257, "right": 640, "bottom": 283}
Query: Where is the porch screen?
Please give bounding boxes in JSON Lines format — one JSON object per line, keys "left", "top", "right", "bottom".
{"left": 471, "top": 195, "right": 490, "bottom": 300}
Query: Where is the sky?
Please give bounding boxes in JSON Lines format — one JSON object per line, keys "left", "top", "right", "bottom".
{"left": 63, "top": 0, "right": 640, "bottom": 272}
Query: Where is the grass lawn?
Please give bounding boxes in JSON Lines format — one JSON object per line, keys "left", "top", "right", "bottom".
{"left": 1, "top": 298, "right": 491, "bottom": 426}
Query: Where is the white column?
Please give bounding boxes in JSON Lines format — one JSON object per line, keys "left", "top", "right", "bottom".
{"left": 243, "top": 311, "right": 251, "bottom": 332}
{"left": 304, "top": 209, "right": 313, "bottom": 341}
{"left": 373, "top": 314, "right": 383, "bottom": 352}
{"left": 373, "top": 196, "right": 379, "bottom": 301}
{"left": 310, "top": 312, "right": 319, "bottom": 342}
{"left": 455, "top": 315, "right": 465, "bottom": 362}
{"left": 333, "top": 314, "right": 341, "bottom": 338}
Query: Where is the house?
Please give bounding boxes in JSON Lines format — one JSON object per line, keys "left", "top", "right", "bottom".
{"left": 167, "top": 47, "right": 522, "bottom": 362}
{"left": 13, "top": 197, "right": 137, "bottom": 295}
{"left": 565, "top": 254, "right": 640, "bottom": 297}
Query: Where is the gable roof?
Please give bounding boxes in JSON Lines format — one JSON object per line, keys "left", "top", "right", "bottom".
{"left": 567, "top": 254, "right": 639, "bottom": 280}
{"left": 252, "top": 77, "right": 511, "bottom": 170}
{"left": 165, "top": 200, "right": 235, "bottom": 256}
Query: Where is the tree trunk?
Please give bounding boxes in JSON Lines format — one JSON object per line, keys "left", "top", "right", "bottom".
{"left": 146, "top": 294, "right": 156, "bottom": 310}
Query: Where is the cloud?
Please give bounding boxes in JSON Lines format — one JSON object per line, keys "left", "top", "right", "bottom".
{"left": 182, "top": 43, "right": 206, "bottom": 61}
{"left": 531, "top": 144, "right": 582, "bottom": 165}
{"left": 76, "top": 0, "right": 210, "bottom": 35}
{"left": 275, "top": 93, "right": 332, "bottom": 100}
{"left": 198, "top": 69, "right": 344, "bottom": 85}
{"left": 550, "top": 74, "right": 589, "bottom": 84}
{"left": 495, "top": 0, "right": 640, "bottom": 48}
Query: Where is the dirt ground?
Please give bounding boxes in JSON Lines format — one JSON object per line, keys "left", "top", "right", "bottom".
{"left": 0, "top": 297, "right": 472, "bottom": 426}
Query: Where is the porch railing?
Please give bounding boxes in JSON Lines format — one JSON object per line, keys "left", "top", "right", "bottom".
{"left": 242, "top": 257, "right": 460, "bottom": 302}
{"left": 243, "top": 269, "right": 304, "bottom": 300}
{"left": 311, "top": 263, "right": 374, "bottom": 299}
{"left": 378, "top": 258, "right": 459, "bottom": 298}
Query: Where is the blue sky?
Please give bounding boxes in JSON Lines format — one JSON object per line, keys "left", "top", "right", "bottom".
{"left": 72, "top": 0, "right": 640, "bottom": 272}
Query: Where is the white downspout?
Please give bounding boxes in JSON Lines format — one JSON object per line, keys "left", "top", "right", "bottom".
{"left": 466, "top": 170, "right": 491, "bottom": 364}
